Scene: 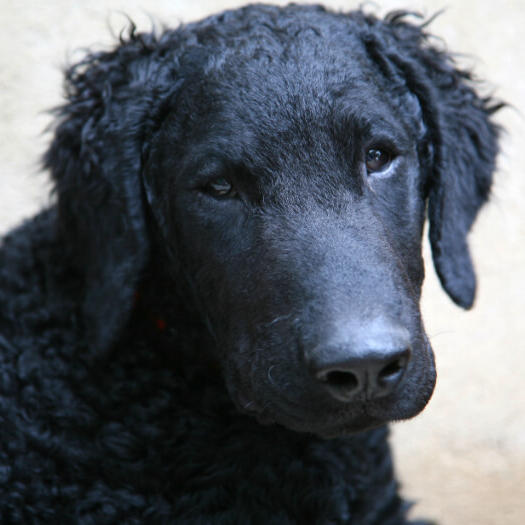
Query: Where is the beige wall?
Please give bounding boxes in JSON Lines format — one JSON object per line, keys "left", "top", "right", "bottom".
{"left": 1, "top": 1, "right": 523, "bottom": 523}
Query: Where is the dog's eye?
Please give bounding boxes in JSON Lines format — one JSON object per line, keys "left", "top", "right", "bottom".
{"left": 365, "top": 148, "right": 392, "bottom": 174}
{"left": 203, "top": 177, "right": 238, "bottom": 199}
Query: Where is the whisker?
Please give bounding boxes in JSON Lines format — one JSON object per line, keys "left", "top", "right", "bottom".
{"left": 267, "top": 365, "right": 277, "bottom": 386}
{"left": 265, "top": 314, "right": 292, "bottom": 327}
{"left": 426, "top": 329, "right": 456, "bottom": 340}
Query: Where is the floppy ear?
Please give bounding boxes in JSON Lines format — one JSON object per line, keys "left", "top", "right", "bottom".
{"left": 44, "top": 28, "right": 176, "bottom": 351}
{"left": 363, "top": 12, "right": 502, "bottom": 308}
{"left": 426, "top": 83, "right": 500, "bottom": 308}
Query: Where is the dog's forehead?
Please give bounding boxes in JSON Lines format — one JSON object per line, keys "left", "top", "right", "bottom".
{"left": 172, "top": 21, "right": 420, "bottom": 147}
{"left": 202, "top": 30, "right": 379, "bottom": 106}
{"left": 175, "top": 12, "right": 385, "bottom": 113}
{"left": 161, "top": 16, "right": 422, "bottom": 193}
{"left": 175, "top": 59, "right": 408, "bottom": 182}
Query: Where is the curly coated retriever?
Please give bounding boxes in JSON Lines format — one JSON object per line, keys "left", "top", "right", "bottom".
{"left": 0, "top": 4, "right": 501, "bottom": 524}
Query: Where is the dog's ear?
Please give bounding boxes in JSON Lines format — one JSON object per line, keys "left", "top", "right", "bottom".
{"left": 44, "top": 28, "right": 174, "bottom": 351}
{"left": 426, "top": 86, "right": 500, "bottom": 309}
{"left": 363, "top": 13, "right": 502, "bottom": 308}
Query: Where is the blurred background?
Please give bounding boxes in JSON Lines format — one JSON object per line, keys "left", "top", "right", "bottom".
{"left": 1, "top": 1, "right": 523, "bottom": 523}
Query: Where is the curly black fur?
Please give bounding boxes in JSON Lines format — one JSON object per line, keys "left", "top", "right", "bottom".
{"left": 0, "top": 4, "right": 500, "bottom": 523}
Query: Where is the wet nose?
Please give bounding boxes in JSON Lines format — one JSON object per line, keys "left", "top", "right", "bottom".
{"left": 308, "top": 323, "right": 412, "bottom": 402}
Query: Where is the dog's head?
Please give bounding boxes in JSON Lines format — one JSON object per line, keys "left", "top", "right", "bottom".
{"left": 46, "top": 5, "right": 500, "bottom": 437}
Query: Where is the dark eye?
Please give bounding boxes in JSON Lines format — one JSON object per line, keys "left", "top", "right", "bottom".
{"left": 203, "top": 177, "right": 238, "bottom": 199}
{"left": 365, "top": 148, "right": 392, "bottom": 174}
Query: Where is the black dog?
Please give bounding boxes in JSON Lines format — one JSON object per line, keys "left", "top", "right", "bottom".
{"left": 0, "top": 4, "right": 500, "bottom": 523}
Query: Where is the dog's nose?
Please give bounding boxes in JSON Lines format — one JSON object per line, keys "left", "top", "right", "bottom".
{"left": 308, "top": 323, "right": 412, "bottom": 402}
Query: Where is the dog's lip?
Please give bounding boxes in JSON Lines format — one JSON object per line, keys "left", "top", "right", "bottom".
{"left": 313, "top": 416, "right": 386, "bottom": 438}
{"left": 233, "top": 387, "right": 302, "bottom": 424}
{"left": 234, "top": 388, "right": 264, "bottom": 415}
{"left": 233, "top": 393, "right": 280, "bottom": 426}
{"left": 232, "top": 385, "right": 389, "bottom": 434}
{"left": 266, "top": 402, "right": 385, "bottom": 436}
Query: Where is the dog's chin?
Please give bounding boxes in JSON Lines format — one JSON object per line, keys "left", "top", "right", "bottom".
{"left": 232, "top": 384, "right": 435, "bottom": 438}
{"left": 273, "top": 412, "right": 387, "bottom": 438}
{"left": 233, "top": 394, "right": 395, "bottom": 438}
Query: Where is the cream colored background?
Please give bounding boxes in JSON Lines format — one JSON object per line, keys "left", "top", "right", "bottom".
{"left": 1, "top": 1, "right": 523, "bottom": 523}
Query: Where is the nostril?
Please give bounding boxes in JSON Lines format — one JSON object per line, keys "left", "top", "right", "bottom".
{"left": 378, "top": 358, "right": 403, "bottom": 380}
{"left": 323, "top": 370, "right": 359, "bottom": 392}
{"left": 375, "top": 350, "right": 410, "bottom": 394}
{"left": 311, "top": 345, "right": 411, "bottom": 402}
{"left": 316, "top": 369, "right": 362, "bottom": 402}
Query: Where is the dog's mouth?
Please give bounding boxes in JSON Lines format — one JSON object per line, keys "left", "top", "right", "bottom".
{"left": 231, "top": 383, "right": 398, "bottom": 436}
